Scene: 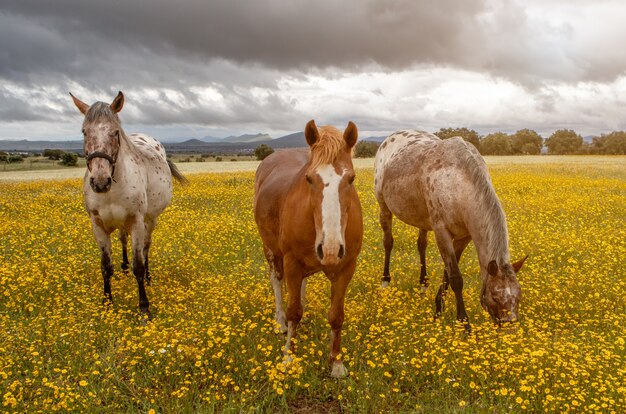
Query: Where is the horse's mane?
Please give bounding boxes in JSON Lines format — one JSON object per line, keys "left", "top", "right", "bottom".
{"left": 308, "top": 126, "right": 348, "bottom": 171}
{"left": 449, "top": 138, "right": 510, "bottom": 265}
{"left": 84, "top": 102, "right": 122, "bottom": 128}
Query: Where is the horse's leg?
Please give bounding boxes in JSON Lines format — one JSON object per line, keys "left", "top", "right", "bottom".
{"left": 283, "top": 254, "right": 304, "bottom": 360}
{"left": 328, "top": 259, "right": 355, "bottom": 378}
{"left": 300, "top": 278, "right": 307, "bottom": 312}
{"left": 417, "top": 229, "right": 429, "bottom": 295}
{"left": 91, "top": 219, "right": 113, "bottom": 304}
{"left": 118, "top": 229, "right": 129, "bottom": 271}
{"left": 129, "top": 215, "right": 150, "bottom": 319}
{"left": 433, "top": 230, "right": 470, "bottom": 330}
{"left": 143, "top": 217, "right": 157, "bottom": 285}
{"left": 435, "top": 235, "right": 472, "bottom": 316}
{"left": 267, "top": 250, "right": 287, "bottom": 334}
{"left": 379, "top": 202, "right": 394, "bottom": 288}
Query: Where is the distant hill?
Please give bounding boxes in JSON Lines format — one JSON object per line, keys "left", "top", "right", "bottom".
{"left": 221, "top": 133, "right": 272, "bottom": 144}
{"left": 0, "top": 140, "right": 83, "bottom": 152}
{"left": 361, "top": 136, "right": 387, "bottom": 143}
{"left": 198, "top": 135, "right": 222, "bottom": 143}
{"left": 270, "top": 132, "right": 306, "bottom": 148}
{"left": 0, "top": 132, "right": 391, "bottom": 154}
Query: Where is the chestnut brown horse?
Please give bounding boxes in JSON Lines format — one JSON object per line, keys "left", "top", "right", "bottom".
{"left": 375, "top": 130, "right": 526, "bottom": 329}
{"left": 70, "top": 91, "right": 187, "bottom": 320}
{"left": 254, "top": 120, "right": 363, "bottom": 378}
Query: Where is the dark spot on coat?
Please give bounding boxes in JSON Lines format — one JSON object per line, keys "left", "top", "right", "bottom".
{"left": 390, "top": 137, "right": 396, "bottom": 142}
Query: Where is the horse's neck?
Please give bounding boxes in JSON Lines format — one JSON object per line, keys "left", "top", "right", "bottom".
{"left": 114, "top": 133, "right": 140, "bottom": 176}
{"left": 472, "top": 193, "right": 511, "bottom": 269}
{"left": 117, "top": 132, "right": 137, "bottom": 162}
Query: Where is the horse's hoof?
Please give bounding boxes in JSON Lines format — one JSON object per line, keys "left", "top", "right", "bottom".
{"left": 330, "top": 361, "right": 348, "bottom": 379}
{"left": 120, "top": 263, "right": 129, "bottom": 271}
{"left": 381, "top": 281, "right": 390, "bottom": 289}
{"left": 140, "top": 310, "right": 152, "bottom": 325}
{"left": 420, "top": 285, "right": 427, "bottom": 297}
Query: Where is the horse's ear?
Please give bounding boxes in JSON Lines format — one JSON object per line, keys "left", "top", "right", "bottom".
{"left": 487, "top": 260, "right": 498, "bottom": 276}
{"left": 304, "top": 120, "right": 320, "bottom": 146}
{"left": 110, "top": 91, "right": 124, "bottom": 113}
{"left": 69, "top": 92, "right": 89, "bottom": 115}
{"left": 344, "top": 121, "right": 358, "bottom": 149}
{"left": 512, "top": 255, "right": 528, "bottom": 273}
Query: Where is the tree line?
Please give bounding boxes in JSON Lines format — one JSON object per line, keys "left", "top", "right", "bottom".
{"left": 347, "top": 128, "right": 626, "bottom": 157}
{"left": 434, "top": 128, "right": 626, "bottom": 156}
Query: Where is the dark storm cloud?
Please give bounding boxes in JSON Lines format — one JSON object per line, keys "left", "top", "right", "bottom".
{"left": 3, "top": 0, "right": 624, "bottom": 86}
{"left": 1, "top": 1, "right": 625, "bottom": 135}
{"left": 1, "top": 1, "right": 485, "bottom": 78}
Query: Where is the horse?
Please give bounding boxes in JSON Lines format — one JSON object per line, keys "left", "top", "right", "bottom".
{"left": 254, "top": 120, "right": 363, "bottom": 378}
{"left": 374, "top": 130, "right": 527, "bottom": 328}
{"left": 70, "top": 91, "right": 188, "bottom": 319}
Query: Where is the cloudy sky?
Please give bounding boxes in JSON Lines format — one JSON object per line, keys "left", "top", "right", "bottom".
{"left": 1, "top": 0, "right": 626, "bottom": 141}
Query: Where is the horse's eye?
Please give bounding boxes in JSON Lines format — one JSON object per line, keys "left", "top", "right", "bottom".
{"left": 305, "top": 174, "right": 312, "bottom": 184}
{"left": 348, "top": 174, "right": 355, "bottom": 184}
{"left": 82, "top": 129, "right": 86, "bottom": 136}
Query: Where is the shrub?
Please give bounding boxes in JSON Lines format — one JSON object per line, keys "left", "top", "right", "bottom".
{"left": 44, "top": 149, "right": 65, "bottom": 160}
{"left": 354, "top": 141, "right": 380, "bottom": 158}
{"left": 60, "top": 152, "right": 78, "bottom": 166}
{"left": 254, "top": 144, "right": 274, "bottom": 161}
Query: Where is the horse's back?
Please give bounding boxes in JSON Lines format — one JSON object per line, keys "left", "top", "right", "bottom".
{"left": 375, "top": 130, "right": 487, "bottom": 231}
{"left": 254, "top": 148, "right": 309, "bottom": 251}
{"left": 127, "top": 133, "right": 173, "bottom": 216}
{"left": 128, "top": 133, "right": 168, "bottom": 165}
{"left": 255, "top": 148, "right": 309, "bottom": 191}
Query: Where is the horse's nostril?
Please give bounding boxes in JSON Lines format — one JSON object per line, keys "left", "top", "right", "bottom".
{"left": 316, "top": 244, "right": 323, "bottom": 260}
{"left": 338, "top": 244, "right": 345, "bottom": 259}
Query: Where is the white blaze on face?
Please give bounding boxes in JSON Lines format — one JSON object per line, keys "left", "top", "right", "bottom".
{"left": 316, "top": 164, "right": 346, "bottom": 263}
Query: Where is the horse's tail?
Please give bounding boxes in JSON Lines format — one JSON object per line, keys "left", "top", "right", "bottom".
{"left": 168, "top": 160, "right": 189, "bottom": 185}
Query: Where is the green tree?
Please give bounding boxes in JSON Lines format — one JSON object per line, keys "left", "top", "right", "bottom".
{"left": 44, "top": 149, "right": 65, "bottom": 160}
{"left": 511, "top": 129, "right": 543, "bottom": 155}
{"left": 590, "top": 131, "right": 626, "bottom": 154}
{"left": 7, "top": 155, "right": 24, "bottom": 163}
{"left": 353, "top": 141, "right": 380, "bottom": 158}
{"left": 435, "top": 127, "right": 481, "bottom": 150}
{"left": 545, "top": 129, "right": 583, "bottom": 155}
{"left": 61, "top": 152, "right": 78, "bottom": 166}
{"left": 480, "top": 132, "right": 512, "bottom": 155}
{"left": 0, "top": 151, "right": 7, "bottom": 163}
{"left": 254, "top": 144, "right": 274, "bottom": 161}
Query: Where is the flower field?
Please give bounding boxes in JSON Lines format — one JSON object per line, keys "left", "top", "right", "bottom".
{"left": 1, "top": 156, "right": 625, "bottom": 413}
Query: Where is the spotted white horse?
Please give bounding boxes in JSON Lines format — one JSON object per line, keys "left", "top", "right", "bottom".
{"left": 70, "top": 91, "right": 187, "bottom": 319}
{"left": 375, "top": 130, "right": 526, "bottom": 328}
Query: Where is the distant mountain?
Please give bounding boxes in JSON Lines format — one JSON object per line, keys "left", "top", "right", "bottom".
{"left": 222, "top": 133, "right": 272, "bottom": 144}
{"left": 199, "top": 135, "right": 222, "bottom": 143}
{"left": 270, "top": 132, "right": 306, "bottom": 148}
{"left": 0, "top": 140, "right": 83, "bottom": 152}
{"left": 361, "top": 136, "right": 387, "bottom": 143}
{"left": 0, "top": 132, "right": 390, "bottom": 154}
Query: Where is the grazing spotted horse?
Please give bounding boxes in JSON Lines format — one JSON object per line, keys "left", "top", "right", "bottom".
{"left": 254, "top": 120, "right": 363, "bottom": 378}
{"left": 375, "top": 130, "right": 526, "bottom": 327}
{"left": 70, "top": 91, "right": 187, "bottom": 319}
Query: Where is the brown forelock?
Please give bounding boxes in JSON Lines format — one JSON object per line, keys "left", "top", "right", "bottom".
{"left": 308, "top": 126, "right": 349, "bottom": 173}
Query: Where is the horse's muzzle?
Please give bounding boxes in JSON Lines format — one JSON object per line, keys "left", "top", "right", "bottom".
{"left": 90, "top": 176, "right": 112, "bottom": 193}
{"left": 317, "top": 242, "right": 345, "bottom": 265}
